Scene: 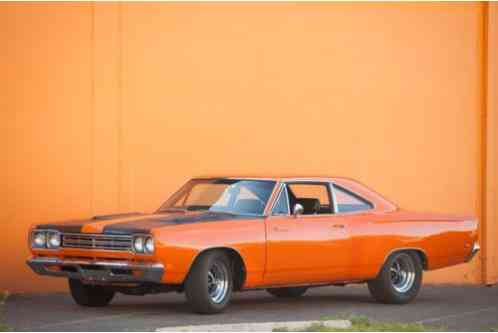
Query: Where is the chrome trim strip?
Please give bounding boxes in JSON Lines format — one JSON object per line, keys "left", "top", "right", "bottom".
{"left": 329, "top": 182, "right": 339, "bottom": 214}
{"left": 259, "top": 180, "right": 279, "bottom": 217}
{"left": 285, "top": 184, "right": 291, "bottom": 215}
{"left": 270, "top": 183, "right": 290, "bottom": 216}
{"left": 62, "top": 232, "right": 133, "bottom": 239}
{"left": 465, "top": 242, "right": 480, "bottom": 262}
{"left": 26, "top": 257, "right": 164, "bottom": 283}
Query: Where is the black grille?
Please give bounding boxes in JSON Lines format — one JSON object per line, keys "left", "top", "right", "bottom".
{"left": 62, "top": 233, "right": 133, "bottom": 252}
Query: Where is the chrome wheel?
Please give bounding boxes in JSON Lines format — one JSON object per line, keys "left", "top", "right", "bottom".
{"left": 207, "top": 262, "right": 229, "bottom": 304}
{"left": 390, "top": 253, "right": 416, "bottom": 293}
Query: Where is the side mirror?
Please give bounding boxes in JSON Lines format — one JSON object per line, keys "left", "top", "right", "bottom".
{"left": 292, "top": 203, "right": 304, "bottom": 217}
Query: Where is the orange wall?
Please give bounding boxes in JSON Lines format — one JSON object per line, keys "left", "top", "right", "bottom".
{"left": 1, "top": 2, "right": 495, "bottom": 293}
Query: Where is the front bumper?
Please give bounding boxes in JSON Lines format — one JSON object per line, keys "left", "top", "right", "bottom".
{"left": 27, "top": 257, "right": 164, "bottom": 284}
{"left": 465, "top": 242, "right": 480, "bottom": 263}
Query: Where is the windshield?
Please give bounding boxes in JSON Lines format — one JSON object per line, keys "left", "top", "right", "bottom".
{"left": 158, "top": 179, "right": 276, "bottom": 216}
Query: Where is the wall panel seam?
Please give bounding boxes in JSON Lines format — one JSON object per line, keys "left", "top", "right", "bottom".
{"left": 90, "top": 3, "right": 95, "bottom": 217}
{"left": 117, "top": 2, "right": 123, "bottom": 212}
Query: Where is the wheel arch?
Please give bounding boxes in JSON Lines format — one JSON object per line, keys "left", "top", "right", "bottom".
{"left": 185, "top": 247, "right": 247, "bottom": 291}
{"left": 378, "top": 247, "right": 429, "bottom": 275}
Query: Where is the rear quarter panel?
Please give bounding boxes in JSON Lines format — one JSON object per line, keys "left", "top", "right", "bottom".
{"left": 348, "top": 211, "right": 478, "bottom": 280}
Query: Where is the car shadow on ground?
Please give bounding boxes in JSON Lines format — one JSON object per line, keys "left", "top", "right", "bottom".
{"left": 52, "top": 288, "right": 439, "bottom": 315}
{"left": 7, "top": 286, "right": 497, "bottom": 332}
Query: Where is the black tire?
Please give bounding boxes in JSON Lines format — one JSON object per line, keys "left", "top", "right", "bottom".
{"left": 185, "top": 250, "right": 233, "bottom": 314}
{"left": 266, "top": 287, "right": 308, "bottom": 298}
{"left": 368, "top": 251, "right": 423, "bottom": 304}
{"left": 68, "top": 279, "right": 115, "bottom": 307}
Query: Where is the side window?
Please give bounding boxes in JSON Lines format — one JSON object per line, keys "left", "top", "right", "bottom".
{"left": 271, "top": 186, "right": 289, "bottom": 215}
{"left": 287, "top": 183, "right": 333, "bottom": 215}
{"left": 334, "top": 185, "right": 373, "bottom": 213}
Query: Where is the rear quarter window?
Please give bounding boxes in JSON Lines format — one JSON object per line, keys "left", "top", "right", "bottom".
{"left": 334, "top": 185, "right": 373, "bottom": 213}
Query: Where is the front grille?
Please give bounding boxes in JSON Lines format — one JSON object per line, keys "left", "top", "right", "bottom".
{"left": 62, "top": 233, "right": 133, "bottom": 252}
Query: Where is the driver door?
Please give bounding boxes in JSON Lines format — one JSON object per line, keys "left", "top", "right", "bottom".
{"left": 264, "top": 182, "right": 352, "bottom": 285}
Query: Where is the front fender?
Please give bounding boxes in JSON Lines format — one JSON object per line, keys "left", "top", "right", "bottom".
{"left": 152, "top": 219, "right": 266, "bottom": 287}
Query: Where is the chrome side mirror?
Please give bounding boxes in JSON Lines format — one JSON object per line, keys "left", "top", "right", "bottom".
{"left": 293, "top": 203, "right": 304, "bottom": 217}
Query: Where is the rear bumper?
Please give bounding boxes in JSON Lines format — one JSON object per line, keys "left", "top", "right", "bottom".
{"left": 465, "top": 243, "right": 480, "bottom": 263}
{"left": 27, "top": 257, "right": 164, "bottom": 284}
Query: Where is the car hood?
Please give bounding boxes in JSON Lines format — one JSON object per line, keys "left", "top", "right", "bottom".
{"left": 35, "top": 211, "right": 260, "bottom": 235}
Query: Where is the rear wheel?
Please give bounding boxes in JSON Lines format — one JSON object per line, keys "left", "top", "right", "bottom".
{"left": 368, "top": 251, "right": 423, "bottom": 304}
{"left": 266, "top": 287, "right": 308, "bottom": 298}
{"left": 68, "top": 279, "right": 115, "bottom": 307}
{"left": 185, "top": 250, "right": 233, "bottom": 314}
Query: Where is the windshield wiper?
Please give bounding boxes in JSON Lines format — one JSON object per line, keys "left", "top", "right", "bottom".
{"left": 158, "top": 207, "right": 188, "bottom": 213}
{"left": 207, "top": 209, "right": 239, "bottom": 216}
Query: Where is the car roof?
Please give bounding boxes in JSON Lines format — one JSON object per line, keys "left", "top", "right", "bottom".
{"left": 192, "top": 175, "right": 398, "bottom": 212}
{"left": 193, "top": 175, "right": 354, "bottom": 182}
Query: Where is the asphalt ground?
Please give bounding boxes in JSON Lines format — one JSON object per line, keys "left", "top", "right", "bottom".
{"left": 4, "top": 284, "right": 498, "bottom": 331}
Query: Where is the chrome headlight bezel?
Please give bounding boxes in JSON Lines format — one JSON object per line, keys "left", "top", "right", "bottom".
{"left": 31, "top": 230, "right": 61, "bottom": 250}
{"left": 145, "top": 237, "right": 155, "bottom": 253}
{"left": 47, "top": 231, "right": 62, "bottom": 249}
{"left": 132, "top": 235, "right": 155, "bottom": 254}
{"left": 31, "top": 230, "right": 47, "bottom": 249}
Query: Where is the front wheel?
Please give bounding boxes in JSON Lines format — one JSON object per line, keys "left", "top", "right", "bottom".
{"left": 68, "top": 279, "right": 115, "bottom": 307}
{"left": 266, "top": 287, "right": 308, "bottom": 298}
{"left": 367, "top": 251, "right": 423, "bottom": 304}
{"left": 185, "top": 250, "right": 233, "bottom": 314}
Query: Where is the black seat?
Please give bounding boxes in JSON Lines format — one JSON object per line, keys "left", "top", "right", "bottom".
{"left": 296, "top": 198, "right": 321, "bottom": 215}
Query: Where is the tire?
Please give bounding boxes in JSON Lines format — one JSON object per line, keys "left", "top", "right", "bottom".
{"left": 368, "top": 251, "right": 423, "bottom": 304}
{"left": 266, "top": 287, "right": 308, "bottom": 298}
{"left": 68, "top": 279, "right": 115, "bottom": 307}
{"left": 185, "top": 250, "right": 233, "bottom": 314}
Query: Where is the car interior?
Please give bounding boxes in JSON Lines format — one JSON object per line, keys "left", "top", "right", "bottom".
{"left": 287, "top": 184, "right": 333, "bottom": 215}
{"left": 232, "top": 182, "right": 373, "bottom": 216}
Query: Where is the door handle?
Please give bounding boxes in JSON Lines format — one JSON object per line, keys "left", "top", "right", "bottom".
{"left": 332, "top": 224, "right": 345, "bottom": 229}
{"left": 273, "top": 226, "right": 289, "bottom": 232}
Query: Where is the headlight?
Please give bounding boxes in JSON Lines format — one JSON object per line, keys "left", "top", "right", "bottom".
{"left": 133, "top": 236, "right": 145, "bottom": 253}
{"left": 145, "top": 237, "right": 155, "bottom": 253}
{"left": 31, "top": 230, "right": 61, "bottom": 249}
{"left": 32, "top": 231, "right": 46, "bottom": 248}
{"left": 133, "top": 235, "right": 154, "bottom": 254}
{"left": 47, "top": 231, "right": 61, "bottom": 249}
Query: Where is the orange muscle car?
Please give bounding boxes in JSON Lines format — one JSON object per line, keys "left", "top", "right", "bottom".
{"left": 27, "top": 177, "right": 479, "bottom": 313}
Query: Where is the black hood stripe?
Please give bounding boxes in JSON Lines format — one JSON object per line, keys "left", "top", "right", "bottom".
{"left": 35, "top": 218, "right": 90, "bottom": 233}
{"left": 35, "top": 224, "right": 85, "bottom": 233}
{"left": 34, "top": 213, "right": 145, "bottom": 233}
{"left": 35, "top": 212, "right": 262, "bottom": 235}
{"left": 103, "top": 212, "right": 261, "bottom": 235}
{"left": 93, "top": 212, "right": 144, "bottom": 220}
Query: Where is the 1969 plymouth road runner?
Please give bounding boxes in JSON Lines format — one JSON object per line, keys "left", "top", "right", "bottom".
{"left": 27, "top": 177, "right": 479, "bottom": 314}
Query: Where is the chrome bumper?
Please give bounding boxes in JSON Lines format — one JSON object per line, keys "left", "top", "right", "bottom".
{"left": 465, "top": 243, "right": 480, "bottom": 263}
{"left": 27, "top": 257, "right": 164, "bottom": 284}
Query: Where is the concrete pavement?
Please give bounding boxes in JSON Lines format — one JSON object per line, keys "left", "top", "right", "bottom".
{"left": 4, "top": 285, "right": 498, "bottom": 331}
